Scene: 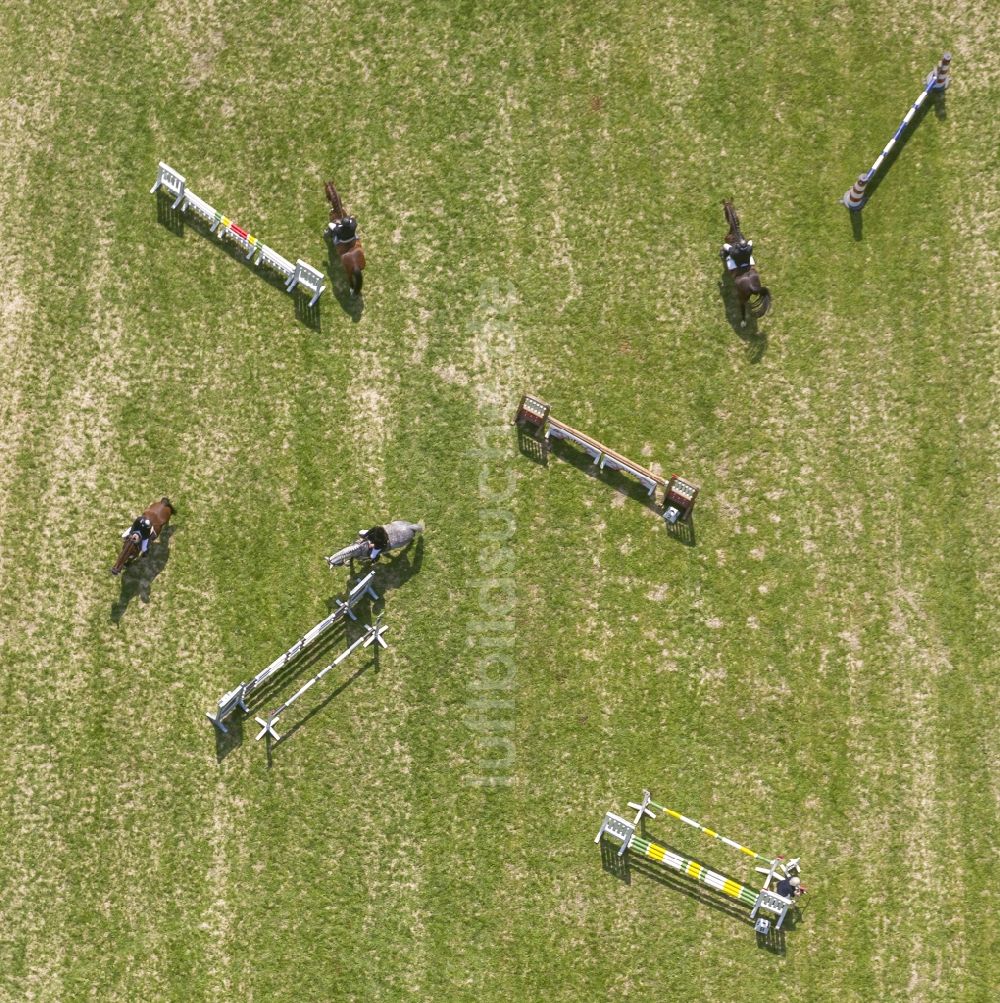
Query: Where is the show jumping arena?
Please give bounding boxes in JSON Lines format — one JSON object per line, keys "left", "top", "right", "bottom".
{"left": 1, "top": 3, "right": 995, "bottom": 1001}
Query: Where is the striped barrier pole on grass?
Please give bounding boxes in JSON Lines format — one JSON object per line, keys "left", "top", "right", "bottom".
{"left": 842, "top": 52, "right": 952, "bottom": 210}
{"left": 647, "top": 800, "right": 775, "bottom": 865}
{"left": 628, "top": 833, "right": 760, "bottom": 909}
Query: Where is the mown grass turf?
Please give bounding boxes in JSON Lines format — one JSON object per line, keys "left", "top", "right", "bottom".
{"left": 0, "top": 2, "right": 997, "bottom": 1000}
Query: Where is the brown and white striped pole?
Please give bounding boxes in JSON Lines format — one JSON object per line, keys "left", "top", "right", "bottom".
{"left": 842, "top": 172, "right": 870, "bottom": 210}
{"left": 928, "top": 51, "right": 951, "bottom": 90}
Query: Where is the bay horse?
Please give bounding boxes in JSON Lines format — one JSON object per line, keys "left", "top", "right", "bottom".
{"left": 324, "top": 181, "right": 365, "bottom": 295}
{"left": 722, "top": 200, "right": 771, "bottom": 322}
{"left": 111, "top": 497, "right": 174, "bottom": 576}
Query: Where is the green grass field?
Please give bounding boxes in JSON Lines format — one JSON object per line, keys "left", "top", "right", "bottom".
{"left": 1, "top": 2, "right": 997, "bottom": 1000}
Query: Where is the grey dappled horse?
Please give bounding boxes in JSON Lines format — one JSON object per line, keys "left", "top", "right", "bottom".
{"left": 325, "top": 520, "right": 424, "bottom": 568}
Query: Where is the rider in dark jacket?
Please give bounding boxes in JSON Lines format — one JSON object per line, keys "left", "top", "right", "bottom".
{"left": 330, "top": 215, "right": 358, "bottom": 244}
{"left": 721, "top": 237, "right": 754, "bottom": 270}
{"left": 126, "top": 516, "right": 155, "bottom": 554}
{"left": 360, "top": 525, "right": 390, "bottom": 561}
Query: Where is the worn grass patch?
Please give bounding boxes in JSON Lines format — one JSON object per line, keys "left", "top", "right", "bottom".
{"left": 0, "top": 1, "right": 996, "bottom": 1001}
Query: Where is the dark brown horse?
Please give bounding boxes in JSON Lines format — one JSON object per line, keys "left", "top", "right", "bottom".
{"left": 324, "top": 181, "right": 365, "bottom": 295}
{"left": 722, "top": 200, "right": 771, "bottom": 322}
{"left": 111, "top": 497, "right": 174, "bottom": 576}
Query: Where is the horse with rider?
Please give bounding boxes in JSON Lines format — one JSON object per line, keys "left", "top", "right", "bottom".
{"left": 111, "top": 497, "right": 174, "bottom": 576}
{"left": 324, "top": 180, "right": 366, "bottom": 295}
{"left": 721, "top": 200, "right": 772, "bottom": 322}
{"left": 326, "top": 520, "right": 423, "bottom": 569}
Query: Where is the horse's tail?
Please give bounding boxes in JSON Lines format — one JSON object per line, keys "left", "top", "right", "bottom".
{"left": 161, "top": 497, "right": 174, "bottom": 513}
{"left": 751, "top": 287, "right": 772, "bottom": 318}
{"left": 351, "top": 269, "right": 363, "bottom": 295}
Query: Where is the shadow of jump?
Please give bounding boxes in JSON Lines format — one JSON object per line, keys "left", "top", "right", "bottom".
{"left": 267, "top": 642, "right": 380, "bottom": 756}
{"left": 547, "top": 438, "right": 662, "bottom": 515}
{"left": 154, "top": 192, "right": 321, "bottom": 330}
{"left": 516, "top": 428, "right": 549, "bottom": 466}
{"left": 855, "top": 87, "right": 946, "bottom": 211}
{"left": 156, "top": 195, "right": 184, "bottom": 236}
{"left": 599, "top": 838, "right": 755, "bottom": 928}
{"left": 110, "top": 525, "right": 175, "bottom": 624}
{"left": 665, "top": 516, "right": 696, "bottom": 547}
{"left": 215, "top": 714, "right": 243, "bottom": 763}
{"left": 240, "top": 617, "right": 354, "bottom": 716}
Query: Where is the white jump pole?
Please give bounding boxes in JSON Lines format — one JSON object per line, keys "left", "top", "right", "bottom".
{"left": 254, "top": 616, "right": 389, "bottom": 742}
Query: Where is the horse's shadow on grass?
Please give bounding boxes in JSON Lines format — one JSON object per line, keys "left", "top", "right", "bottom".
{"left": 717, "top": 275, "right": 767, "bottom": 363}
{"left": 110, "top": 525, "right": 175, "bottom": 624}
{"left": 154, "top": 192, "right": 321, "bottom": 332}
{"left": 324, "top": 536, "right": 425, "bottom": 617}
{"left": 326, "top": 241, "right": 364, "bottom": 322}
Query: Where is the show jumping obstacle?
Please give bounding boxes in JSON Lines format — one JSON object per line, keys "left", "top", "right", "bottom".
{"left": 842, "top": 53, "right": 951, "bottom": 210}
{"left": 596, "top": 790, "right": 804, "bottom": 935}
{"left": 206, "top": 570, "right": 378, "bottom": 734}
{"left": 151, "top": 162, "right": 327, "bottom": 305}
{"left": 254, "top": 614, "right": 388, "bottom": 742}
{"left": 514, "top": 394, "right": 699, "bottom": 523}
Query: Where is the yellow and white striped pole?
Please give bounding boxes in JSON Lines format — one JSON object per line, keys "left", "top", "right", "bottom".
{"left": 647, "top": 799, "right": 775, "bottom": 865}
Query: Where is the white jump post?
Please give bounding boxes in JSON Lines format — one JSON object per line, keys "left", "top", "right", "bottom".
{"left": 842, "top": 52, "right": 951, "bottom": 210}
{"left": 594, "top": 789, "right": 656, "bottom": 857}
{"left": 254, "top": 615, "right": 389, "bottom": 742}
{"left": 150, "top": 161, "right": 187, "bottom": 208}
{"left": 335, "top": 571, "right": 380, "bottom": 621}
{"left": 206, "top": 570, "right": 378, "bottom": 733}
{"left": 286, "top": 260, "right": 327, "bottom": 308}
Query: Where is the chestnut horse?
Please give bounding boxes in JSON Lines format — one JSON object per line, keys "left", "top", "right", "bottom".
{"left": 111, "top": 497, "right": 174, "bottom": 576}
{"left": 324, "top": 181, "right": 365, "bottom": 295}
{"left": 722, "top": 200, "right": 771, "bottom": 322}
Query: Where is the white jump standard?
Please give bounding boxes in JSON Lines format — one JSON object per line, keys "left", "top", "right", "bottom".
{"left": 254, "top": 616, "right": 389, "bottom": 742}
{"left": 596, "top": 790, "right": 805, "bottom": 935}
{"left": 150, "top": 161, "right": 327, "bottom": 305}
{"left": 842, "top": 52, "right": 951, "bottom": 210}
